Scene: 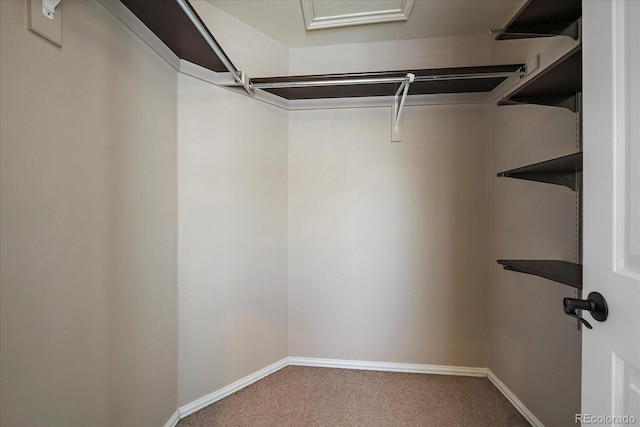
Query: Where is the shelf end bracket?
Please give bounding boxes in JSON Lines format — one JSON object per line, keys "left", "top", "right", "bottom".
{"left": 391, "top": 73, "right": 415, "bottom": 142}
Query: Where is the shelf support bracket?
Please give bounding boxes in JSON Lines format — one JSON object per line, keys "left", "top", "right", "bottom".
{"left": 391, "top": 73, "right": 415, "bottom": 142}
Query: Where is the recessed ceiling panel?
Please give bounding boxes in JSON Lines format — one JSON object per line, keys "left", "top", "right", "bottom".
{"left": 301, "top": 0, "right": 414, "bottom": 30}
{"left": 313, "top": 0, "right": 404, "bottom": 17}
{"left": 206, "top": 0, "right": 522, "bottom": 48}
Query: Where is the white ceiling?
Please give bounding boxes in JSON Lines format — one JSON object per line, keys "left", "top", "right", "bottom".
{"left": 206, "top": 0, "right": 523, "bottom": 48}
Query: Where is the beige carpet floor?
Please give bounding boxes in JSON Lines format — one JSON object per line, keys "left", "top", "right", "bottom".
{"left": 177, "top": 366, "right": 530, "bottom": 426}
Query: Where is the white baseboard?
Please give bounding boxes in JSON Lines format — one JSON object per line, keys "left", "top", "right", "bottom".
{"left": 163, "top": 409, "right": 180, "bottom": 427}
{"left": 288, "top": 356, "right": 488, "bottom": 377}
{"left": 174, "top": 358, "right": 540, "bottom": 427}
{"left": 178, "top": 358, "right": 289, "bottom": 418}
{"left": 487, "top": 369, "right": 544, "bottom": 427}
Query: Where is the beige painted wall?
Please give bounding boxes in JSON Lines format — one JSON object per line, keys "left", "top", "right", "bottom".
{"left": 288, "top": 104, "right": 492, "bottom": 366}
{"left": 488, "top": 37, "right": 582, "bottom": 427}
{"left": 489, "top": 103, "right": 581, "bottom": 427}
{"left": 488, "top": 90, "right": 581, "bottom": 426}
{"left": 176, "top": 1, "right": 290, "bottom": 407}
{"left": 286, "top": 24, "right": 496, "bottom": 368}
{"left": 289, "top": 35, "right": 492, "bottom": 75}
{"left": 177, "top": 74, "right": 289, "bottom": 406}
{"left": 1, "top": 0, "right": 583, "bottom": 423}
{"left": 0, "top": 1, "right": 177, "bottom": 426}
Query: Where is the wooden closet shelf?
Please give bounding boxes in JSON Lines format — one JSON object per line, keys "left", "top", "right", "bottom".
{"left": 497, "top": 260, "right": 582, "bottom": 289}
{"left": 494, "top": 0, "right": 582, "bottom": 40}
{"left": 497, "top": 152, "right": 582, "bottom": 190}
{"left": 121, "top": 0, "right": 232, "bottom": 73}
{"left": 498, "top": 46, "right": 582, "bottom": 111}
{"left": 250, "top": 64, "right": 525, "bottom": 100}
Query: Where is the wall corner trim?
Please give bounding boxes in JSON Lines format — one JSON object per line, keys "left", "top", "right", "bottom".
{"left": 487, "top": 369, "right": 545, "bottom": 427}
{"left": 178, "top": 358, "right": 289, "bottom": 418}
{"left": 163, "top": 410, "right": 180, "bottom": 427}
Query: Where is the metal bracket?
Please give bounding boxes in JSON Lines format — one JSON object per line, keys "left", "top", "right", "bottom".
{"left": 391, "top": 73, "right": 415, "bottom": 142}
{"left": 217, "top": 70, "right": 252, "bottom": 95}
{"left": 176, "top": 0, "right": 243, "bottom": 84}
{"left": 43, "top": 0, "right": 61, "bottom": 19}
{"left": 238, "top": 71, "right": 254, "bottom": 96}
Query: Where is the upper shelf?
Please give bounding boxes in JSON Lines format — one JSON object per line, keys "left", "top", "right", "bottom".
{"left": 494, "top": 0, "right": 582, "bottom": 40}
{"left": 498, "top": 45, "right": 582, "bottom": 112}
{"left": 250, "top": 64, "right": 525, "bottom": 100}
{"left": 120, "top": 0, "right": 233, "bottom": 73}
{"left": 498, "top": 152, "right": 582, "bottom": 191}
{"left": 497, "top": 259, "right": 582, "bottom": 289}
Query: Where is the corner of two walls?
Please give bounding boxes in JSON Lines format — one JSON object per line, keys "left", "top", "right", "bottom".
{"left": 287, "top": 32, "right": 585, "bottom": 425}
{"left": 287, "top": 35, "right": 494, "bottom": 366}
{"left": 489, "top": 38, "right": 582, "bottom": 426}
{"left": 287, "top": 102, "right": 493, "bottom": 366}
{"left": 177, "top": 16, "right": 499, "bottom": 404}
{"left": 2, "top": 1, "right": 567, "bottom": 424}
{"left": 177, "top": 73, "right": 289, "bottom": 406}
{"left": 177, "top": 1, "right": 290, "bottom": 407}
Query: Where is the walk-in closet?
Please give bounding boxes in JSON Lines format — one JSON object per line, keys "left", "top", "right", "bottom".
{"left": 1, "top": 1, "right": 638, "bottom": 426}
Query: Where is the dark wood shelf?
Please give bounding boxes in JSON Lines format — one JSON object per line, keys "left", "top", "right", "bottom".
{"left": 251, "top": 64, "right": 524, "bottom": 100}
{"left": 495, "top": 0, "right": 581, "bottom": 40}
{"left": 497, "top": 152, "right": 582, "bottom": 190}
{"left": 121, "top": 0, "right": 234, "bottom": 73}
{"left": 497, "top": 260, "right": 582, "bottom": 289}
{"left": 498, "top": 46, "right": 581, "bottom": 111}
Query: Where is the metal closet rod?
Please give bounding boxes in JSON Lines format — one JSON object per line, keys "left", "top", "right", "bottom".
{"left": 176, "top": 0, "right": 242, "bottom": 83}
{"left": 249, "top": 68, "right": 526, "bottom": 90}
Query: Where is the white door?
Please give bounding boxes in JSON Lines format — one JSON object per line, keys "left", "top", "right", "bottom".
{"left": 582, "top": 0, "right": 640, "bottom": 424}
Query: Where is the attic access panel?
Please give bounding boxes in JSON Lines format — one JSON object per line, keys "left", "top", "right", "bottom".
{"left": 120, "top": 0, "right": 231, "bottom": 73}
{"left": 250, "top": 64, "right": 524, "bottom": 100}
{"left": 495, "top": 0, "right": 582, "bottom": 40}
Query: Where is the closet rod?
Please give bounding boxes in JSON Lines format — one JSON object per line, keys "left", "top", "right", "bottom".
{"left": 249, "top": 68, "right": 526, "bottom": 90}
{"left": 176, "top": 0, "right": 243, "bottom": 83}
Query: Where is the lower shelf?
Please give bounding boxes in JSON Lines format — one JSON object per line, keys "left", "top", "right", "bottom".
{"left": 497, "top": 152, "right": 582, "bottom": 191}
{"left": 497, "top": 259, "right": 582, "bottom": 289}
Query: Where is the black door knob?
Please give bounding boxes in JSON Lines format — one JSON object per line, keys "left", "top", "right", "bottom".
{"left": 563, "top": 291, "right": 608, "bottom": 329}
